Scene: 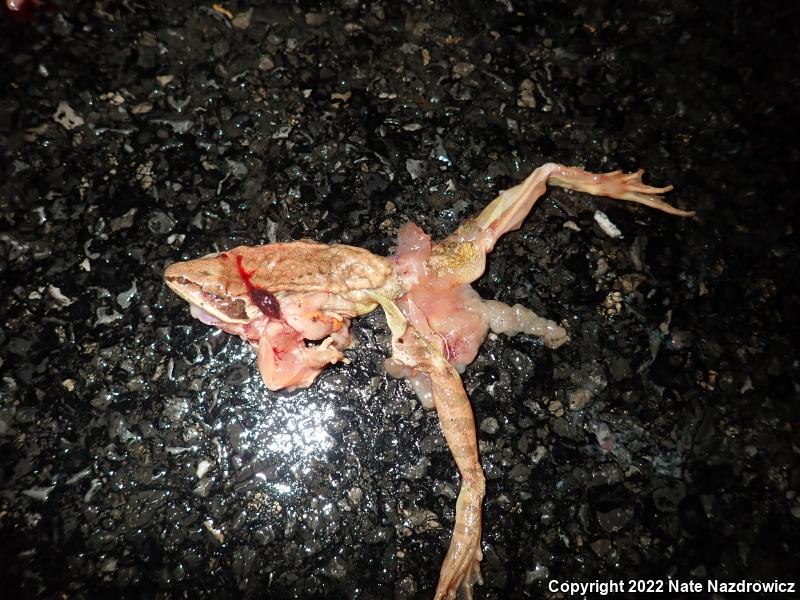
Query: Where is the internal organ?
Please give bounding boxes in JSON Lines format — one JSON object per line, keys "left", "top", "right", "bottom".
{"left": 393, "top": 221, "right": 567, "bottom": 376}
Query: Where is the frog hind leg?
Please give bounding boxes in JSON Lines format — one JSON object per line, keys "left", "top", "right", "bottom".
{"left": 449, "top": 163, "right": 693, "bottom": 257}
{"left": 366, "top": 292, "right": 485, "bottom": 600}
{"left": 429, "top": 365, "right": 485, "bottom": 600}
{"left": 455, "top": 162, "right": 558, "bottom": 252}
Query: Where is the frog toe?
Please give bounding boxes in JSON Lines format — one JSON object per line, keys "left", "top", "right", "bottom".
{"left": 549, "top": 166, "right": 694, "bottom": 217}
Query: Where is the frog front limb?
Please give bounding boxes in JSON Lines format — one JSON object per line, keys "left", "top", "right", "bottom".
{"left": 255, "top": 295, "right": 354, "bottom": 391}
{"left": 256, "top": 323, "right": 350, "bottom": 391}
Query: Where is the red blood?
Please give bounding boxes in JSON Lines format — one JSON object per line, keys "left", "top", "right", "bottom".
{"left": 235, "top": 254, "right": 281, "bottom": 319}
{"left": 3, "top": 0, "right": 40, "bottom": 24}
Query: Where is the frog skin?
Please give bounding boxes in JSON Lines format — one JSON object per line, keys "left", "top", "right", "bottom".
{"left": 164, "top": 163, "right": 693, "bottom": 599}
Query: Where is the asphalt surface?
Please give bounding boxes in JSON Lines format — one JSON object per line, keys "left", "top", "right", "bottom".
{"left": 1, "top": 1, "right": 798, "bottom": 598}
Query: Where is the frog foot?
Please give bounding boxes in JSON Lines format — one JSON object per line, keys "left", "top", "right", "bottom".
{"left": 435, "top": 549, "right": 483, "bottom": 600}
{"left": 433, "top": 479, "right": 485, "bottom": 600}
{"left": 549, "top": 166, "right": 696, "bottom": 217}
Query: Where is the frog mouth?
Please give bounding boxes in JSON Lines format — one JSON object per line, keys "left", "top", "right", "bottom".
{"left": 165, "top": 275, "right": 249, "bottom": 323}
{"left": 190, "top": 303, "right": 223, "bottom": 326}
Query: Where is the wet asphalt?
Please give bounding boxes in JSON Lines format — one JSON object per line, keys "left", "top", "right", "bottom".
{"left": 1, "top": 1, "right": 798, "bottom": 598}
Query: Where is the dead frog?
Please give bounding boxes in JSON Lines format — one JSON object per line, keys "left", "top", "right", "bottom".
{"left": 164, "top": 163, "right": 693, "bottom": 599}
